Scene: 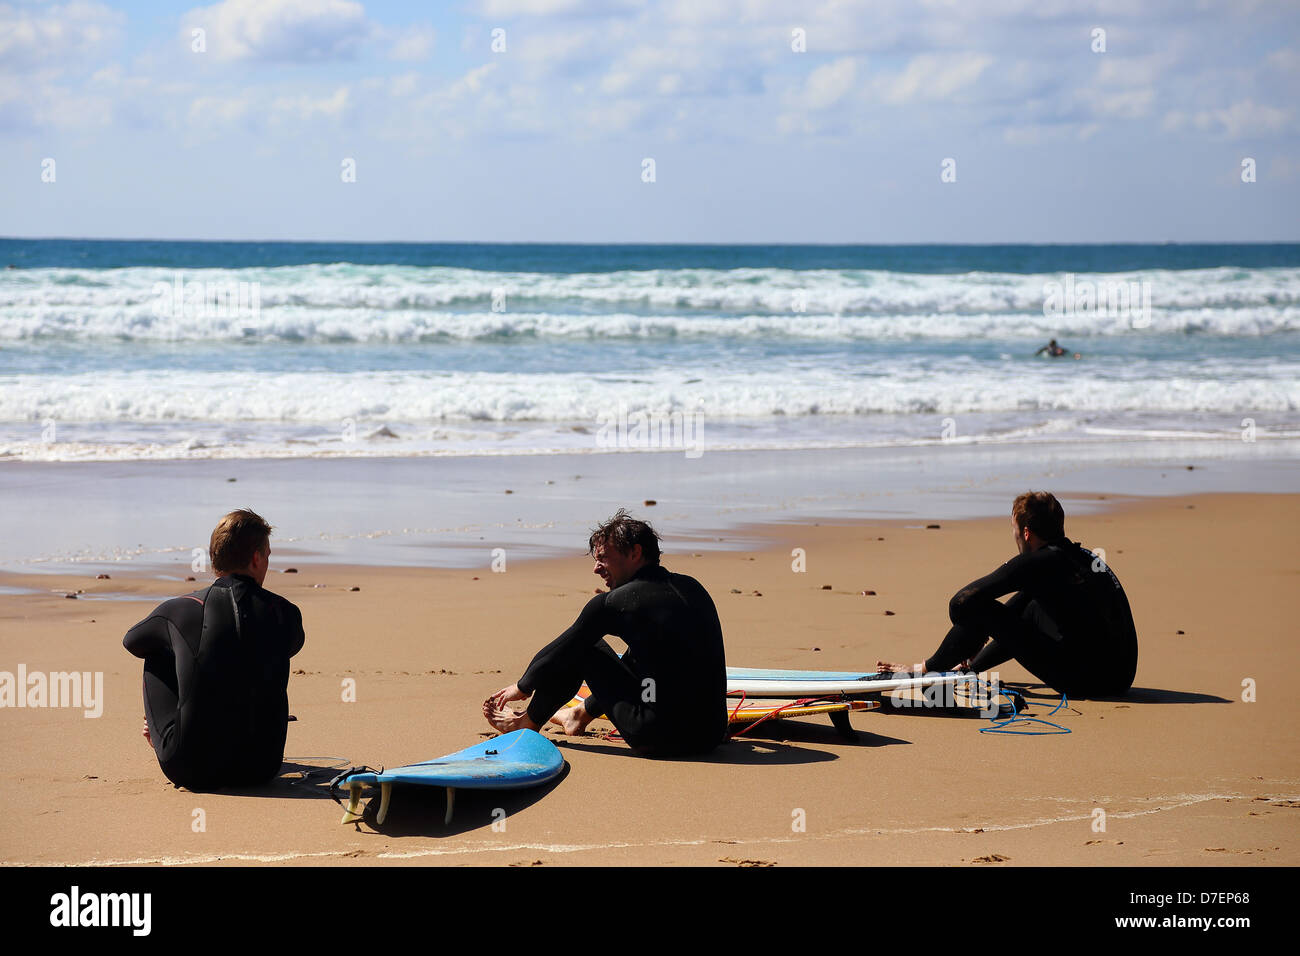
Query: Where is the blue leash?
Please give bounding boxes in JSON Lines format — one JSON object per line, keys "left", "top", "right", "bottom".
{"left": 970, "top": 677, "right": 1073, "bottom": 735}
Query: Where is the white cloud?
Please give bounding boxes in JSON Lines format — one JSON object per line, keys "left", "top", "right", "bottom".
{"left": 388, "top": 25, "right": 435, "bottom": 62}
{"left": 389, "top": 72, "right": 419, "bottom": 96}
{"left": 877, "top": 53, "right": 993, "bottom": 105}
{"left": 0, "top": 1, "right": 124, "bottom": 72}
{"left": 271, "top": 85, "right": 351, "bottom": 122}
{"left": 1196, "top": 99, "right": 1292, "bottom": 139}
{"left": 449, "top": 63, "right": 498, "bottom": 99}
{"left": 188, "top": 93, "right": 252, "bottom": 126}
{"left": 801, "top": 57, "right": 858, "bottom": 111}
{"left": 1163, "top": 99, "right": 1292, "bottom": 139}
{"left": 182, "top": 0, "right": 370, "bottom": 63}
{"left": 1092, "top": 87, "right": 1155, "bottom": 120}
{"left": 477, "top": 0, "right": 642, "bottom": 16}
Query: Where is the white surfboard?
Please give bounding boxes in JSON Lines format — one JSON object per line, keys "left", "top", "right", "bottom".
{"left": 726, "top": 666, "right": 976, "bottom": 698}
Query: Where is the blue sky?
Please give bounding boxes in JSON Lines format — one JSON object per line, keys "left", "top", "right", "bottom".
{"left": 2, "top": 0, "right": 1298, "bottom": 243}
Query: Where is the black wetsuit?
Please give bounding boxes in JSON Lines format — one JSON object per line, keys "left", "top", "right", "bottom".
{"left": 123, "top": 574, "right": 305, "bottom": 790}
{"left": 924, "top": 540, "right": 1137, "bottom": 697}
{"left": 517, "top": 564, "right": 727, "bottom": 756}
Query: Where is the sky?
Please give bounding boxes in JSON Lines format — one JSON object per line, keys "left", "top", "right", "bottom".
{"left": 1, "top": 0, "right": 1298, "bottom": 243}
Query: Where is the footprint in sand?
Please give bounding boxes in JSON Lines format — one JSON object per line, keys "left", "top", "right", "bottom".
{"left": 720, "top": 857, "right": 776, "bottom": 867}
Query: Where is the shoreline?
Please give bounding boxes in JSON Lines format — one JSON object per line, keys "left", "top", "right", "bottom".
{"left": 1, "top": 438, "right": 1295, "bottom": 574}
{"left": 0, "top": 488, "right": 1269, "bottom": 596}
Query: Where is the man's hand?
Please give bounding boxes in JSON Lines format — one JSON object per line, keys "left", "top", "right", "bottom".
{"left": 141, "top": 717, "right": 152, "bottom": 747}
{"left": 485, "top": 683, "right": 527, "bottom": 712}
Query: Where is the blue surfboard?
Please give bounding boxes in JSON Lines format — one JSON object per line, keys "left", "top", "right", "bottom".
{"left": 338, "top": 729, "right": 564, "bottom": 826}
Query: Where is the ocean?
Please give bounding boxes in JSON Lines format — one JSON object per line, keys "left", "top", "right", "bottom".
{"left": 2, "top": 239, "right": 1298, "bottom": 463}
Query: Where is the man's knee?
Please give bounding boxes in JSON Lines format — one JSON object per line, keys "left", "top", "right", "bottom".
{"left": 948, "top": 589, "right": 983, "bottom": 626}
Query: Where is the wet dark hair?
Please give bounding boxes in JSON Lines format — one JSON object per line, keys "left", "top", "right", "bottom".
{"left": 588, "top": 509, "right": 661, "bottom": 565}
{"left": 1012, "top": 491, "right": 1066, "bottom": 541}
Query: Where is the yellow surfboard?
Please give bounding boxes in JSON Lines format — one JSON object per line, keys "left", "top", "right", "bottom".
{"left": 563, "top": 686, "right": 879, "bottom": 739}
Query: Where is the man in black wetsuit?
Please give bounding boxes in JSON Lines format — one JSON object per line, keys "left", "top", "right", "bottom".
{"left": 483, "top": 510, "right": 727, "bottom": 756}
{"left": 124, "top": 510, "right": 305, "bottom": 790}
{"left": 879, "top": 492, "right": 1138, "bottom": 698}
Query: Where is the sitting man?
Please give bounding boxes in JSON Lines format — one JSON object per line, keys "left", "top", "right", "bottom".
{"left": 879, "top": 491, "right": 1138, "bottom": 698}
{"left": 124, "top": 509, "right": 305, "bottom": 789}
{"left": 484, "top": 510, "right": 727, "bottom": 756}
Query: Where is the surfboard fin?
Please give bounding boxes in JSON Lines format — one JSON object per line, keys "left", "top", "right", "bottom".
{"left": 340, "top": 782, "right": 364, "bottom": 825}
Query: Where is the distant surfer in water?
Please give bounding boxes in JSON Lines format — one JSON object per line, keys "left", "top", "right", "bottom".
{"left": 1036, "top": 338, "right": 1081, "bottom": 359}
{"left": 484, "top": 510, "right": 728, "bottom": 756}
{"left": 124, "top": 510, "right": 305, "bottom": 789}
{"left": 877, "top": 492, "right": 1138, "bottom": 698}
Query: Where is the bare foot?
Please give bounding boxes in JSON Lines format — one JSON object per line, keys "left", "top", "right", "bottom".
{"left": 876, "top": 660, "right": 924, "bottom": 675}
{"left": 482, "top": 700, "right": 541, "bottom": 734}
{"left": 547, "top": 704, "right": 596, "bottom": 736}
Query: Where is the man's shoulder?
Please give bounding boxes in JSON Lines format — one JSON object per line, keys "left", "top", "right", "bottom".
{"left": 219, "top": 576, "right": 303, "bottom": 618}
{"left": 148, "top": 588, "right": 210, "bottom": 616}
{"left": 259, "top": 586, "right": 303, "bottom": 617}
{"left": 663, "top": 568, "right": 718, "bottom": 605}
{"left": 665, "top": 568, "right": 707, "bottom": 589}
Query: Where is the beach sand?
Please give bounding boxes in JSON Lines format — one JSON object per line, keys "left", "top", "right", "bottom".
{"left": 1, "top": 492, "right": 1295, "bottom": 867}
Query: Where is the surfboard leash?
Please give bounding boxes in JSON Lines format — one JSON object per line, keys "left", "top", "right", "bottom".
{"left": 729, "top": 695, "right": 840, "bottom": 738}
{"left": 970, "top": 678, "right": 1073, "bottom": 736}
{"left": 327, "top": 765, "right": 385, "bottom": 807}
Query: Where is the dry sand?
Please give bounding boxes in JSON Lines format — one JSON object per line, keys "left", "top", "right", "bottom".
{"left": 1, "top": 492, "right": 1295, "bottom": 867}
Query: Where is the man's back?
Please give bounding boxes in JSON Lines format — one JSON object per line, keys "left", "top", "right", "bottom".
{"left": 603, "top": 565, "right": 727, "bottom": 737}
{"left": 124, "top": 574, "right": 305, "bottom": 789}
{"left": 953, "top": 540, "right": 1138, "bottom": 695}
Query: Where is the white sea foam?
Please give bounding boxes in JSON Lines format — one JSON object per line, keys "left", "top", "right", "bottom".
{"left": 2, "top": 264, "right": 1298, "bottom": 341}
{"left": 2, "top": 364, "right": 1296, "bottom": 426}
